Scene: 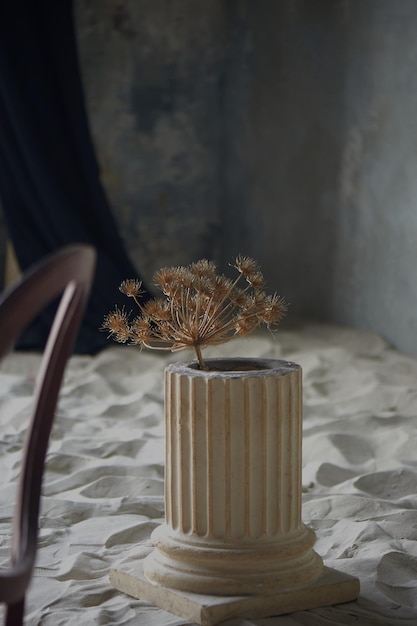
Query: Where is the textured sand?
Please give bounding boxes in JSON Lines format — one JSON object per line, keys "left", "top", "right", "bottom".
{"left": 1, "top": 323, "right": 417, "bottom": 625}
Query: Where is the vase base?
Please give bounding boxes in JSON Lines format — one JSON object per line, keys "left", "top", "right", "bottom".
{"left": 144, "top": 524, "right": 324, "bottom": 595}
{"left": 110, "top": 558, "right": 359, "bottom": 626}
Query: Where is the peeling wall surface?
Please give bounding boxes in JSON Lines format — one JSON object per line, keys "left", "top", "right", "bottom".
{"left": 75, "top": 0, "right": 417, "bottom": 355}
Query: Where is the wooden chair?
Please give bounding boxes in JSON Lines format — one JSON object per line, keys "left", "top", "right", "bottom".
{"left": 0, "top": 245, "right": 96, "bottom": 626}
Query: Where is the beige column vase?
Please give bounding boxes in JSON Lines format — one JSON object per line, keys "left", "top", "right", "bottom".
{"left": 143, "top": 357, "right": 324, "bottom": 595}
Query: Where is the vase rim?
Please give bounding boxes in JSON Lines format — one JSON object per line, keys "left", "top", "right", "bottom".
{"left": 167, "top": 357, "right": 300, "bottom": 377}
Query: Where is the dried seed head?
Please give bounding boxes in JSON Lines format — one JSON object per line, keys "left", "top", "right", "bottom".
{"left": 258, "top": 294, "right": 287, "bottom": 324}
{"left": 131, "top": 316, "right": 151, "bottom": 334}
{"left": 189, "top": 259, "right": 217, "bottom": 278}
{"left": 179, "top": 268, "right": 199, "bottom": 289}
{"left": 143, "top": 298, "right": 170, "bottom": 320}
{"left": 235, "top": 315, "right": 260, "bottom": 336}
{"left": 252, "top": 291, "right": 268, "bottom": 307}
{"left": 192, "top": 277, "right": 214, "bottom": 298}
{"left": 119, "top": 279, "right": 143, "bottom": 298}
{"left": 101, "top": 307, "right": 131, "bottom": 343}
{"left": 212, "top": 275, "right": 233, "bottom": 298}
{"left": 246, "top": 270, "right": 265, "bottom": 289}
{"left": 153, "top": 267, "right": 183, "bottom": 295}
{"left": 230, "top": 287, "right": 252, "bottom": 308}
{"left": 234, "top": 255, "right": 259, "bottom": 277}
{"left": 130, "top": 323, "right": 150, "bottom": 346}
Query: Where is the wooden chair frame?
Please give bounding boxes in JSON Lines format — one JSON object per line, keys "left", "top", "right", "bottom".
{"left": 0, "top": 245, "right": 96, "bottom": 626}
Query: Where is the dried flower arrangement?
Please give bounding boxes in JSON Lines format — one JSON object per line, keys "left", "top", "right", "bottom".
{"left": 101, "top": 256, "right": 287, "bottom": 370}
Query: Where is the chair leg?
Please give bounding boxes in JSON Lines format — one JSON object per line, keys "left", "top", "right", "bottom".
{"left": 5, "top": 600, "right": 24, "bottom": 626}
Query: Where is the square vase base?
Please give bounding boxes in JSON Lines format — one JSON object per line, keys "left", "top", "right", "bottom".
{"left": 109, "top": 560, "right": 360, "bottom": 626}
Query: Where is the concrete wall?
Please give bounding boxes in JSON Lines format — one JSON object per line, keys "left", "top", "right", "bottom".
{"left": 75, "top": 0, "right": 417, "bottom": 355}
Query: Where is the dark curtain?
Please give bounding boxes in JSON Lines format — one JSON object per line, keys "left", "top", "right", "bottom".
{"left": 0, "top": 0, "right": 149, "bottom": 353}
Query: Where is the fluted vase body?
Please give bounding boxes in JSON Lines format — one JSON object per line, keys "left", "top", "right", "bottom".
{"left": 143, "top": 358, "right": 323, "bottom": 595}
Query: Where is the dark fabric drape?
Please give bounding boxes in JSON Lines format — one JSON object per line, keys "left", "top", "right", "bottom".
{"left": 0, "top": 0, "right": 149, "bottom": 353}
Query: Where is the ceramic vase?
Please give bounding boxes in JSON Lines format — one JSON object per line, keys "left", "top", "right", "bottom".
{"left": 143, "top": 357, "right": 324, "bottom": 595}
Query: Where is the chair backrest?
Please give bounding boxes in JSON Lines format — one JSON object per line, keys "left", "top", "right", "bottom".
{"left": 0, "top": 245, "right": 96, "bottom": 626}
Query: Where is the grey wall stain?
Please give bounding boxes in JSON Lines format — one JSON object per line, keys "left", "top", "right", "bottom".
{"left": 75, "top": 0, "right": 229, "bottom": 286}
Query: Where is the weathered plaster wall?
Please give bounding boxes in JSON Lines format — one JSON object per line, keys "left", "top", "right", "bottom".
{"left": 75, "top": 0, "right": 417, "bottom": 355}
{"left": 238, "top": 0, "right": 346, "bottom": 318}
{"left": 75, "top": 1, "right": 233, "bottom": 286}
{"left": 329, "top": 1, "right": 417, "bottom": 353}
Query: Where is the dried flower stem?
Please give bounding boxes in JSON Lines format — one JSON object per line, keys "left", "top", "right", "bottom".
{"left": 194, "top": 344, "right": 207, "bottom": 370}
{"left": 101, "top": 256, "right": 287, "bottom": 370}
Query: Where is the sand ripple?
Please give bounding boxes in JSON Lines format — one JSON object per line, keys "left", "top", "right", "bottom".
{"left": 1, "top": 324, "right": 417, "bottom": 624}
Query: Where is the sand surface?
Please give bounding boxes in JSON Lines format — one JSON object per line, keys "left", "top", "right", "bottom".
{"left": 1, "top": 322, "right": 417, "bottom": 625}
